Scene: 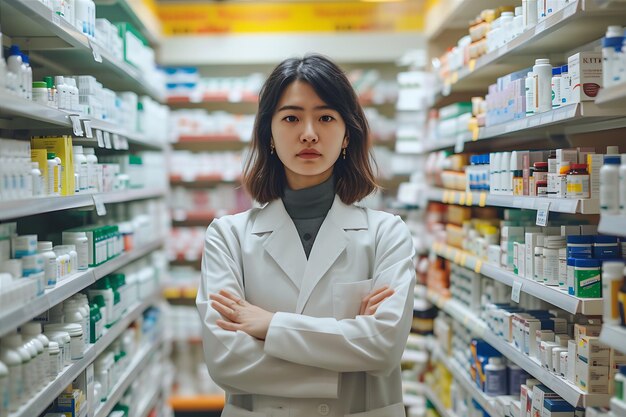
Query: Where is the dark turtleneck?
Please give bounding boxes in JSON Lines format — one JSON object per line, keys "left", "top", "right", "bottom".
{"left": 282, "top": 175, "right": 335, "bottom": 259}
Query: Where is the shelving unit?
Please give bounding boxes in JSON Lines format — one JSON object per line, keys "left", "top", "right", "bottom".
{"left": 8, "top": 292, "right": 159, "bottom": 417}
{"left": 431, "top": 242, "right": 604, "bottom": 315}
{"left": 94, "top": 335, "right": 163, "bottom": 417}
{"left": 0, "top": 188, "right": 167, "bottom": 221}
{"left": 168, "top": 395, "right": 225, "bottom": 412}
{"left": 0, "top": 239, "right": 164, "bottom": 338}
{"left": 599, "top": 325, "right": 626, "bottom": 354}
{"left": 94, "top": 0, "right": 162, "bottom": 46}
{"left": 598, "top": 214, "right": 626, "bottom": 237}
{"left": 427, "top": 186, "right": 600, "bottom": 214}
{"left": 135, "top": 385, "right": 163, "bottom": 417}
{"left": 439, "top": 0, "right": 626, "bottom": 94}
{"left": 1, "top": 0, "right": 164, "bottom": 102}
{"left": 427, "top": 289, "right": 611, "bottom": 408}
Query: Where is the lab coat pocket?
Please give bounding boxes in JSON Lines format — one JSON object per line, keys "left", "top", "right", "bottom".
{"left": 222, "top": 404, "right": 267, "bottom": 417}
{"left": 332, "top": 280, "right": 372, "bottom": 320}
{"left": 344, "top": 402, "right": 405, "bottom": 417}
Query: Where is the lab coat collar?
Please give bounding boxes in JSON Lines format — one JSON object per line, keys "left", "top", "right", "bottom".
{"left": 251, "top": 195, "right": 368, "bottom": 312}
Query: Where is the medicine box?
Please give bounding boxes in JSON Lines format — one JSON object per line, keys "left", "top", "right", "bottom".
{"left": 568, "top": 52, "right": 603, "bottom": 103}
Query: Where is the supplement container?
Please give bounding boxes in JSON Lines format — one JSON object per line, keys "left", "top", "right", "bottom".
{"left": 601, "top": 155, "right": 620, "bottom": 214}
{"left": 47, "top": 341, "right": 62, "bottom": 378}
{"left": 44, "top": 324, "right": 83, "bottom": 360}
{"left": 11, "top": 235, "right": 37, "bottom": 258}
{"left": 566, "top": 164, "right": 589, "bottom": 198}
{"left": 484, "top": 356, "right": 508, "bottom": 396}
{"left": 37, "top": 241, "right": 58, "bottom": 289}
{"left": 602, "top": 261, "right": 625, "bottom": 325}
{"left": 62, "top": 232, "right": 89, "bottom": 271}
{"left": 0, "top": 343, "right": 22, "bottom": 411}
{"left": 593, "top": 235, "right": 620, "bottom": 258}
{"left": 20, "top": 322, "right": 51, "bottom": 383}
{"left": 574, "top": 259, "right": 602, "bottom": 298}
{"left": 31, "top": 81, "right": 48, "bottom": 105}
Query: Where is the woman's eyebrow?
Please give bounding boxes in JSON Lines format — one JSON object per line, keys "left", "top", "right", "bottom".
{"left": 276, "top": 105, "right": 334, "bottom": 112}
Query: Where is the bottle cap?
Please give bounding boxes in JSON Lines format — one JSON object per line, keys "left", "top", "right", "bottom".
{"left": 37, "top": 241, "right": 54, "bottom": 252}
{"left": 604, "top": 155, "right": 621, "bottom": 164}
{"left": 561, "top": 64, "right": 568, "bottom": 73}
{"left": 44, "top": 76, "right": 54, "bottom": 88}
{"left": 535, "top": 58, "right": 550, "bottom": 65}
{"left": 552, "top": 67, "right": 561, "bottom": 76}
{"left": 47, "top": 152, "right": 56, "bottom": 159}
{"left": 32, "top": 81, "right": 46, "bottom": 89}
{"left": 9, "top": 45, "right": 21, "bottom": 56}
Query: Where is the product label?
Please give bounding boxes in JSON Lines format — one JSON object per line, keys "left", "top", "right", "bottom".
{"left": 566, "top": 174, "right": 590, "bottom": 198}
{"left": 575, "top": 268, "right": 601, "bottom": 298}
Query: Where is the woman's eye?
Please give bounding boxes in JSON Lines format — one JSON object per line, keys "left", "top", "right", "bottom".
{"left": 320, "top": 115, "right": 335, "bottom": 122}
{"left": 283, "top": 115, "right": 298, "bottom": 122}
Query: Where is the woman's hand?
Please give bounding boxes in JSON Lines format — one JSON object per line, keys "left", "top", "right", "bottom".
{"left": 210, "top": 290, "right": 275, "bottom": 340}
{"left": 359, "top": 286, "right": 395, "bottom": 316}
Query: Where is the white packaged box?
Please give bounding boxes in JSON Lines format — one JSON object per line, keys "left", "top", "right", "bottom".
{"left": 568, "top": 52, "right": 603, "bottom": 103}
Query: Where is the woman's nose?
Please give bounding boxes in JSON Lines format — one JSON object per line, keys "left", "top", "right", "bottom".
{"left": 299, "top": 121, "right": 318, "bottom": 143}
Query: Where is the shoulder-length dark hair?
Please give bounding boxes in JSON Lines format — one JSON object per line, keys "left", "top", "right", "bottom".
{"left": 242, "top": 54, "right": 378, "bottom": 205}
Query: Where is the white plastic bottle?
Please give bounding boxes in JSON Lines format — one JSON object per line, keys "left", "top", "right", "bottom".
{"left": 523, "top": 0, "right": 538, "bottom": 29}
{"left": 83, "top": 147, "right": 99, "bottom": 192}
{"left": 20, "top": 322, "right": 51, "bottom": 384}
{"left": 73, "top": 146, "right": 88, "bottom": 193}
{"left": 63, "top": 232, "right": 88, "bottom": 271}
{"left": 602, "top": 26, "right": 623, "bottom": 88}
{"left": 55, "top": 76, "right": 69, "bottom": 111}
{"left": 54, "top": 154, "right": 62, "bottom": 196}
{"left": 534, "top": 58, "right": 552, "bottom": 113}
{"left": 0, "top": 359, "right": 8, "bottom": 417}
{"left": 37, "top": 241, "right": 58, "bottom": 289}
{"left": 30, "top": 162, "right": 43, "bottom": 197}
{"left": 2, "top": 334, "right": 31, "bottom": 401}
{"left": 6, "top": 46, "right": 24, "bottom": 98}
{"left": 560, "top": 64, "right": 570, "bottom": 106}
{"left": 21, "top": 55, "right": 32, "bottom": 101}
{"left": 65, "top": 77, "right": 79, "bottom": 112}
{"left": 485, "top": 357, "right": 508, "bottom": 396}
{"left": 551, "top": 66, "right": 561, "bottom": 109}
{"left": 601, "top": 155, "right": 621, "bottom": 214}
{"left": 500, "top": 151, "right": 511, "bottom": 195}
{"left": 492, "top": 152, "right": 502, "bottom": 195}
{"left": 0, "top": 345, "right": 20, "bottom": 412}
{"left": 525, "top": 72, "right": 536, "bottom": 116}
{"left": 46, "top": 152, "right": 59, "bottom": 196}
{"left": 620, "top": 154, "right": 626, "bottom": 215}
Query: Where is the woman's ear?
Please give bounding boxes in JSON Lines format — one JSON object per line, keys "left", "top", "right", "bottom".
{"left": 343, "top": 135, "right": 349, "bottom": 148}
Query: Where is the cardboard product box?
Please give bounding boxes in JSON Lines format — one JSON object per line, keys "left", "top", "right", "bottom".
{"left": 587, "top": 153, "right": 604, "bottom": 200}
{"left": 575, "top": 323, "right": 603, "bottom": 340}
{"left": 576, "top": 357, "right": 609, "bottom": 393}
{"left": 578, "top": 336, "right": 611, "bottom": 366}
{"left": 568, "top": 52, "right": 603, "bottom": 103}
{"left": 31, "top": 135, "right": 75, "bottom": 196}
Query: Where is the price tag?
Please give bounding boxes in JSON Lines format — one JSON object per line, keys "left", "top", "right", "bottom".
{"left": 536, "top": 201, "right": 551, "bottom": 226}
{"left": 511, "top": 281, "right": 523, "bottom": 303}
{"left": 82, "top": 120, "right": 93, "bottom": 138}
{"left": 92, "top": 195, "right": 107, "bottom": 216}
{"left": 112, "top": 134, "right": 120, "bottom": 150}
{"left": 455, "top": 134, "right": 465, "bottom": 153}
{"left": 466, "top": 192, "right": 474, "bottom": 206}
{"left": 88, "top": 39, "right": 103, "bottom": 63}
{"left": 95, "top": 130, "right": 104, "bottom": 147}
{"left": 459, "top": 193, "right": 466, "bottom": 206}
{"left": 479, "top": 192, "right": 487, "bottom": 207}
{"left": 103, "top": 132, "right": 112, "bottom": 149}
{"left": 69, "top": 115, "right": 84, "bottom": 136}
{"left": 474, "top": 260, "right": 483, "bottom": 274}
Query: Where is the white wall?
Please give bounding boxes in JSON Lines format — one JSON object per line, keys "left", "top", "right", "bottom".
{"left": 158, "top": 32, "right": 426, "bottom": 65}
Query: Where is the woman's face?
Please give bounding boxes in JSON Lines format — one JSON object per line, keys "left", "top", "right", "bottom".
{"left": 271, "top": 80, "right": 348, "bottom": 190}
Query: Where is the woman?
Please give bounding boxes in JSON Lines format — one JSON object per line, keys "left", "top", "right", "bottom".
{"left": 196, "top": 54, "right": 416, "bottom": 417}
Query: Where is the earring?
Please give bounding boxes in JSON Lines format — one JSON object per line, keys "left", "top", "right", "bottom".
{"left": 270, "top": 143, "right": 275, "bottom": 155}
{"left": 342, "top": 148, "right": 347, "bottom": 160}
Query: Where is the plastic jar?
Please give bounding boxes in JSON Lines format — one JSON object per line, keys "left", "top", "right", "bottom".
{"left": 593, "top": 235, "right": 620, "bottom": 259}
{"left": 574, "top": 259, "right": 602, "bottom": 298}
{"left": 88, "top": 278, "right": 114, "bottom": 327}
{"left": 47, "top": 341, "right": 62, "bottom": 378}
{"left": 44, "top": 324, "right": 83, "bottom": 360}
{"left": 44, "top": 331, "right": 70, "bottom": 366}
{"left": 21, "top": 322, "right": 51, "bottom": 383}
{"left": 536, "top": 180, "right": 548, "bottom": 196}
{"left": 601, "top": 155, "right": 620, "bottom": 214}
{"left": 11, "top": 235, "right": 37, "bottom": 259}
{"left": 484, "top": 357, "right": 508, "bottom": 396}
{"left": 55, "top": 245, "right": 77, "bottom": 275}
{"left": 567, "top": 235, "right": 593, "bottom": 259}
{"left": 602, "top": 261, "right": 625, "bottom": 325}
{"left": 2, "top": 334, "right": 31, "bottom": 400}
{"left": 37, "top": 241, "right": 58, "bottom": 289}
{"left": 31, "top": 81, "right": 48, "bottom": 105}
{"left": 0, "top": 344, "right": 21, "bottom": 412}
{"left": 62, "top": 232, "right": 89, "bottom": 271}
{"left": 566, "top": 164, "right": 590, "bottom": 198}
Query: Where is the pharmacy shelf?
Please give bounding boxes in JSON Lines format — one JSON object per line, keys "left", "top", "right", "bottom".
{"left": 0, "top": 187, "right": 167, "bottom": 221}
{"left": 598, "top": 214, "right": 626, "bottom": 237}
{"left": 442, "top": 355, "right": 498, "bottom": 417}
{"left": 426, "top": 186, "right": 600, "bottom": 214}
{"left": 595, "top": 83, "right": 626, "bottom": 108}
{"left": 402, "top": 349, "right": 429, "bottom": 364}
{"left": 424, "top": 0, "right": 502, "bottom": 40}
{"left": 171, "top": 210, "right": 221, "bottom": 227}
{"left": 429, "top": 290, "right": 611, "bottom": 407}
{"left": 441, "top": 0, "right": 626, "bottom": 94}
{"left": 94, "top": 0, "right": 162, "bottom": 45}
{"left": 163, "top": 286, "right": 198, "bottom": 300}
{"left": 1, "top": 0, "right": 164, "bottom": 102}
{"left": 431, "top": 242, "right": 604, "bottom": 315}
{"left": 169, "top": 395, "right": 225, "bottom": 412}
{"left": 167, "top": 94, "right": 259, "bottom": 105}
{"left": 0, "top": 238, "right": 164, "bottom": 338}
{"left": 94, "top": 335, "right": 162, "bottom": 417}
{"left": 8, "top": 293, "right": 159, "bottom": 417}
{"left": 0, "top": 91, "right": 164, "bottom": 150}
{"left": 481, "top": 331, "right": 610, "bottom": 408}
{"left": 599, "top": 325, "right": 626, "bottom": 354}
{"left": 423, "top": 386, "right": 459, "bottom": 417}
{"left": 169, "top": 175, "right": 241, "bottom": 187}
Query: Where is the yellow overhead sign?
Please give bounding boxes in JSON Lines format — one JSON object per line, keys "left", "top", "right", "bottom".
{"left": 157, "top": 2, "right": 424, "bottom": 35}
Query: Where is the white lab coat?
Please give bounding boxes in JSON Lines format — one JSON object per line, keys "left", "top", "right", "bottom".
{"left": 197, "top": 195, "right": 416, "bottom": 417}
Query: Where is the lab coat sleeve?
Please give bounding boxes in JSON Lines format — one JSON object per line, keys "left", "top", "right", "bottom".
{"left": 196, "top": 218, "right": 340, "bottom": 398}
{"left": 264, "top": 215, "right": 416, "bottom": 376}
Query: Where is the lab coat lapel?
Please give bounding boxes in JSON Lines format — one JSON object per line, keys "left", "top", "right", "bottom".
{"left": 252, "top": 199, "right": 307, "bottom": 290}
{"left": 296, "top": 195, "right": 367, "bottom": 313}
